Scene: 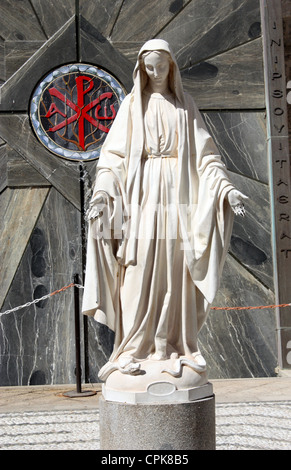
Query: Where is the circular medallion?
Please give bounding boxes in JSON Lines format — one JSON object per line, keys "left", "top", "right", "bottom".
{"left": 30, "top": 64, "right": 126, "bottom": 161}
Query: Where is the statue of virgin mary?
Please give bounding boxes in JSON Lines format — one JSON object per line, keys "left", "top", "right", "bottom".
{"left": 82, "top": 39, "right": 246, "bottom": 398}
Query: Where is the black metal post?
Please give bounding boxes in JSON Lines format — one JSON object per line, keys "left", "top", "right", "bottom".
{"left": 74, "top": 273, "right": 82, "bottom": 394}
{"left": 63, "top": 273, "right": 96, "bottom": 398}
{"left": 63, "top": 163, "right": 96, "bottom": 398}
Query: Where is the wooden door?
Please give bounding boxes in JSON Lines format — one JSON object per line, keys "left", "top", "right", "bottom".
{"left": 0, "top": 0, "right": 281, "bottom": 385}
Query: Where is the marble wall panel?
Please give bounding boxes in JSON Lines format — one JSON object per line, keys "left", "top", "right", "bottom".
{"left": 0, "top": 1, "right": 73, "bottom": 85}
{"left": 0, "top": 115, "right": 81, "bottom": 210}
{"left": 110, "top": 0, "right": 188, "bottom": 42}
{"left": 85, "top": 319, "right": 115, "bottom": 384}
{"left": 0, "top": 188, "right": 82, "bottom": 386}
{"left": 0, "top": 38, "right": 4, "bottom": 84}
{"left": 228, "top": 171, "right": 274, "bottom": 290}
{"left": 201, "top": 111, "right": 273, "bottom": 289}
{"left": 4, "top": 41, "right": 44, "bottom": 80}
{"left": 106, "top": 41, "right": 144, "bottom": 66}
{"left": 31, "top": 0, "right": 75, "bottom": 38}
{"left": 0, "top": 146, "right": 7, "bottom": 193}
{"left": 0, "top": 187, "right": 49, "bottom": 310}
{"left": 159, "top": 0, "right": 261, "bottom": 69}
{"left": 111, "top": 0, "right": 261, "bottom": 70}
{"left": 7, "top": 159, "right": 49, "bottom": 188}
{"left": 200, "top": 255, "right": 277, "bottom": 379}
{"left": 0, "top": 0, "right": 46, "bottom": 41}
{"left": 203, "top": 111, "right": 268, "bottom": 184}
{"left": 181, "top": 38, "right": 265, "bottom": 109}
{"left": 0, "top": 18, "right": 76, "bottom": 111}
{"left": 79, "top": 17, "right": 133, "bottom": 93}
{"left": 79, "top": 0, "right": 123, "bottom": 38}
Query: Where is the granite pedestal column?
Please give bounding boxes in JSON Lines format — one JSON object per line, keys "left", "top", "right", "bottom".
{"left": 99, "top": 384, "right": 215, "bottom": 450}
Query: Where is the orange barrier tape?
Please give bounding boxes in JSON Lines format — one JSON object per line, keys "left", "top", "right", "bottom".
{"left": 211, "top": 303, "right": 291, "bottom": 311}
{"left": 50, "top": 283, "right": 291, "bottom": 311}
{"left": 49, "top": 282, "right": 76, "bottom": 297}
{"left": 1, "top": 281, "right": 290, "bottom": 318}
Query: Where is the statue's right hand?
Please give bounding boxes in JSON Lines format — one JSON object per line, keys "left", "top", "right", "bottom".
{"left": 86, "top": 192, "right": 106, "bottom": 220}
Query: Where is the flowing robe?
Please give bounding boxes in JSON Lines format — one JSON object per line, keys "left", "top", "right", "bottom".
{"left": 82, "top": 88, "right": 234, "bottom": 364}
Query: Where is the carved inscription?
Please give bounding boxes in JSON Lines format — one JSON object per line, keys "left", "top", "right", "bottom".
{"left": 261, "top": 0, "right": 291, "bottom": 368}
{"left": 269, "top": 20, "right": 291, "bottom": 261}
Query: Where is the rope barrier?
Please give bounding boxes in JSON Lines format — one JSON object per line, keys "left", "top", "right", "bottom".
{"left": 0, "top": 283, "right": 84, "bottom": 318}
{"left": 0, "top": 282, "right": 290, "bottom": 318}
{"left": 210, "top": 303, "right": 291, "bottom": 311}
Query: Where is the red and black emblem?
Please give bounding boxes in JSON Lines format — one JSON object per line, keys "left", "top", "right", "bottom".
{"left": 30, "top": 64, "right": 125, "bottom": 161}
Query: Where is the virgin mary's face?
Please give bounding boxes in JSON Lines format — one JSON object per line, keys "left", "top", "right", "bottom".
{"left": 143, "top": 51, "right": 170, "bottom": 93}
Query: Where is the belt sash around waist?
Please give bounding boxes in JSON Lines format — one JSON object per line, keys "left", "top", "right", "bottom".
{"left": 144, "top": 153, "right": 177, "bottom": 159}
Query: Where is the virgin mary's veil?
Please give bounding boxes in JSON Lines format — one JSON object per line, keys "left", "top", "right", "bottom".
{"left": 132, "top": 39, "right": 185, "bottom": 106}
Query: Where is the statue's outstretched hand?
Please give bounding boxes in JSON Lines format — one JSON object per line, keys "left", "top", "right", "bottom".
{"left": 227, "top": 189, "right": 248, "bottom": 217}
{"left": 86, "top": 192, "right": 106, "bottom": 220}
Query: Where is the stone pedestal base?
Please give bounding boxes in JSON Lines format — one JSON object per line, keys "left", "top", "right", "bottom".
{"left": 99, "top": 394, "right": 215, "bottom": 450}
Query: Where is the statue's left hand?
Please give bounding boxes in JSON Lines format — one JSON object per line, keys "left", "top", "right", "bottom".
{"left": 227, "top": 189, "right": 248, "bottom": 217}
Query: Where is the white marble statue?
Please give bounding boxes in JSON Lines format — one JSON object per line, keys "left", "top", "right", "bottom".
{"left": 82, "top": 39, "right": 247, "bottom": 401}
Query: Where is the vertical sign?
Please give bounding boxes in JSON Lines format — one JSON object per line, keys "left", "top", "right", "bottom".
{"left": 261, "top": 0, "right": 291, "bottom": 369}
